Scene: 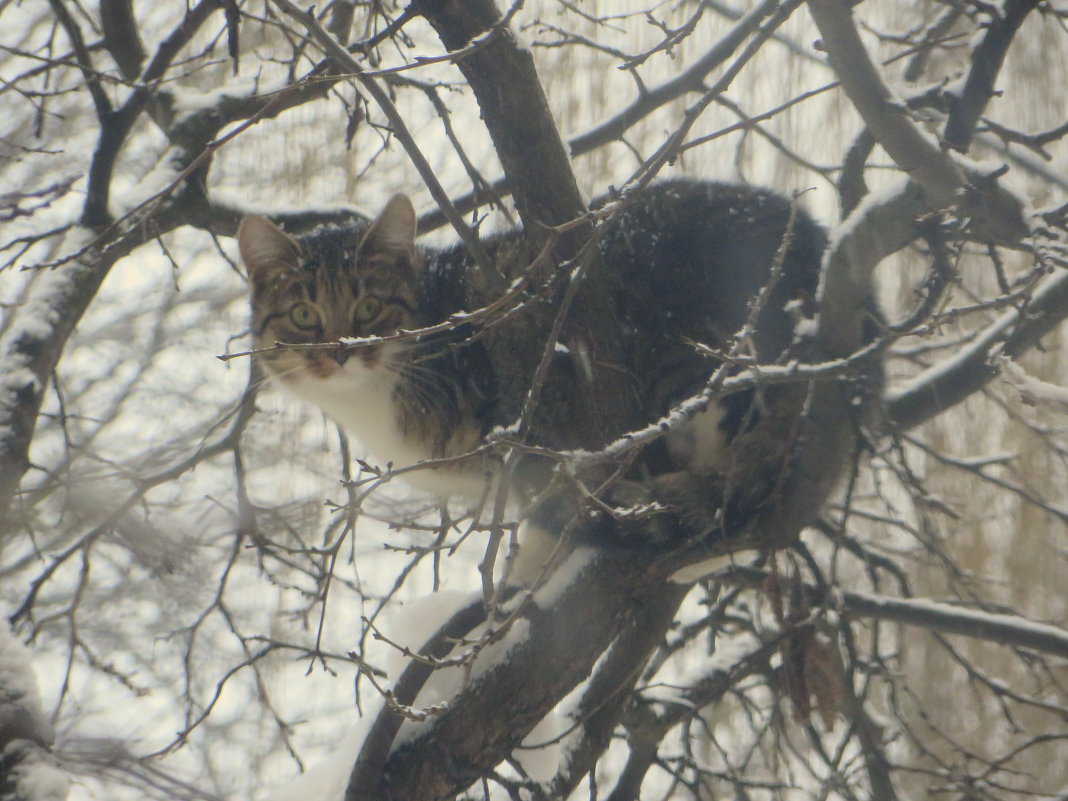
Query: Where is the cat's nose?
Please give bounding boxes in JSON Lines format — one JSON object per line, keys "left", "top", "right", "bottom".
{"left": 332, "top": 348, "right": 351, "bottom": 366}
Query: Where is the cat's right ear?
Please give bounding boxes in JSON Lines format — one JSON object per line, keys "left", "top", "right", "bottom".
{"left": 237, "top": 215, "right": 303, "bottom": 284}
{"left": 359, "top": 194, "right": 417, "bottom": 267}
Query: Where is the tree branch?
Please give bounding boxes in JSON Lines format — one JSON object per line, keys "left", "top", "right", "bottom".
{"left": 887, "top": 268, "right": 1068, "bottom": 430}
{"left": 602, "top": 638, "right": 778, "bottom": 801}
{"left": 0, "top": 626, "right": 67, "bottom": 800}
{"left": 544, "top": 583, "right": 689, "bottom": 799}
{"left": 74, "top": 0, "right": 223, "bottom": 227}
{"left": 567, "top": 0, "right": 779, "bottom": 155}
{"left": 0, "top": 194, "right": 210, "bottom": 530}
{"left": 943, "top": 0, "right": 1040, "bottom": 152}
{"left": 411, "top": 0, "right": 588, "bottom": 238}
{"left": 99, "top": 0, "right": 145, "bottom": 81}
{"left": 724, "top": 566, "right": 1068, "bottom": 659}
{"left": 407, "top": 0, "right": 657, "bottom": 493}
{"left": 347, "top": 550, "right": 677, "bottom": 801}
{"left": 806, "top": 0, "right": 1030, "bottom": 247}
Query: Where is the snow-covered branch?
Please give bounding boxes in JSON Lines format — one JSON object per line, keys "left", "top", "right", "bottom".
{"left": 807, "top": 0, "right": 1032, "bottom": 248}
{"left": 0, "top": 626, "right": 67, "bottom": 801}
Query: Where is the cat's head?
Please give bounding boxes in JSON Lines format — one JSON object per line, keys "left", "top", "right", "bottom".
{"left": 238, "top": 195, "right": 421, "bottom": 389}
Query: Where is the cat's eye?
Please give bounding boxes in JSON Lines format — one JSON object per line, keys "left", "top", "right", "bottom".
{"left": 354, "top": 296, "right": 382, "bottom": 324}
{"left": 289, "top": 302, "right": 321, "bottom": 329}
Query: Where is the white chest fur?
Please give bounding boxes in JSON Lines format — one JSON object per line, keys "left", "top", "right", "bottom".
{"left": 282, "top": 358, "right": 489, "bottom": 501}
{"left": 665, "top": 400, "right": 730, "bottom": 475}
{"left": 280, "top": 354, "right": 733, "bottom": 506}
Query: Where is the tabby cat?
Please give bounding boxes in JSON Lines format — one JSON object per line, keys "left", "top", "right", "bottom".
{"left": 238, "top": 180, "right": 834, "bottom": 564}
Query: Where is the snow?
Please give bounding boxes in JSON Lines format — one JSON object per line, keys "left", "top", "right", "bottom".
{"left": 565, "top": 388, "right": 714, "bottom": 464}
{"left": 211, "top": 187, "right": 368, "bottom": 223}
{"left": 169, "top": 77, "right": 265, "bottom": 119}
{"left": 4, "top": 748, "right": 70, "bottom": 801}
{"left": 508, "top": 22, "right": 532, "bottom": 53}
{"left": 527, "top": 546, "right": 596, "bottom": 608}
{"left": 5, "top": 299, "right": 58, "bottom": 342}
{"left": 261, "top": 597, "right": 493, "bottom": 801}
{"left": 112, "top": 151, "right": 186, "bottom": 219}
{"left": 848, "top": 591, "right": 1068, "bottom": 656}
{"left": 556, "top": 354, "right": 857, "bottom": 471}
{"left": 641, "top": 635, "right": 758, "bottom": 707}
{"left": 384, "top": 549, "right": 596, "bottom": 752}
{"left": 0, "top": 226, "right": 92, "bottom": 445}
{"left": 3, "top": 227, "right": 90, "bottom": 340}
{"left": 0, "top": 366, "right": 40, "bottom": 409}
{"left": 381, "top": 590, "right": 481, "bottom": 679}
{"left": 821, "top": 175, "right": 911, "bottom": 286}
{"left": 0, "top": 626, "right": 52, "bottom": 743}
{"left": 391, "top": 616, "right": 532, "bottom": 748}
{"left": 487, "top": 417, "right": 524, "bottom": 440}
{"left": 6, "top": 751, "right": 69, "bottom": 801}
{"left": 669, "top": 549, "right": 759, "bottom": 584}
{"left": 793, "top": 315, "right": 818, "bottom": 339}
{"left": 466, "top": 617, "right": 532, "bottom": 685}
{"left": 0, "top": 627, "right": 67, "bottom": 800}
{"left": 516, "top": 708, "right": 565, "bottom": 782}
{"left": 261, "top": 717, "right": 377, "bottom": 801}
{"left": 999, "top": 357, "right": 1068, "bottom": 411}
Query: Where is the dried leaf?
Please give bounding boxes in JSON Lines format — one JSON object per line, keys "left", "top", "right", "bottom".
{"left": 782, "top": 628, "right": 811, "bottom": 724}
{"left": 764, "top": 567, "right": 785, "bottom": 624}
{"left": 782, "top": 626, "right": 812, "bottom": 723}
{"left": 804, "top": 632, "right": 845, "bottom": 730}
{"left": 786, "top": 571, "right": 810, "bottom": 624}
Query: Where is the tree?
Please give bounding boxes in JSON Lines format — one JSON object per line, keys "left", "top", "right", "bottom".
{"left": 2, "top": 1, "right": 1067, "bottom": 800}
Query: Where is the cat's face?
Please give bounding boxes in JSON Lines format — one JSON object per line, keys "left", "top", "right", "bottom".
{"left": 238, "top": 196, "right": 420, "bottom": 390}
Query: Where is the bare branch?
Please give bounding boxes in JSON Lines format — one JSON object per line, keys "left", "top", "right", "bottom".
{"left": 806, "top": 0, "right": 1030, "bottom": 246}
{"left": 348, "top": 550, "right": 676, "bottom": 801}
{"left": 412, "top": 0, "right": 589, "bottom": 239}
{"left": 723, "top": 566, "right": 1068, "bottom": 659}
{"left": 943, "top": 0, "right": 1040, "bottom": 152}
{"left": 568, "top": 0, "right": 780, "bottom": 155}
{"left": 888, "top": 268, "right": 1068, "bottom": 429}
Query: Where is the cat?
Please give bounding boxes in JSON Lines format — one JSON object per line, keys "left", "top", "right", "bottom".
{"left": 238, "top": 179, "right": 847, "bottom": 569}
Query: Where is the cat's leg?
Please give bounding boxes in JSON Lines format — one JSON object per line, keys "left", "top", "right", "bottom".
{"left": 508, "top": 520, "right": 568, "bottom": 589}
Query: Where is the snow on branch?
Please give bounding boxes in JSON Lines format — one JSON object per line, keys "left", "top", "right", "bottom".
{"left": 0, "top": 626, "right": 67, "bottom": 801}
{"left": 806, "top": 0, "right": 1031, "bottom": 248}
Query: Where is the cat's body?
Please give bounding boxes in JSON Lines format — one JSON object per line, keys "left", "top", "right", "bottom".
{"left": 239, "top": 179, "right": 830, "bottom": 547}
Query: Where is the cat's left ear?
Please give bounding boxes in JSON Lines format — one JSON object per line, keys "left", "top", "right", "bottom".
{"left": 359, "top": 194, "right": 417, "bottom": 267}
{"left": 238, "top": 215, "right": 303, "bottom": 284}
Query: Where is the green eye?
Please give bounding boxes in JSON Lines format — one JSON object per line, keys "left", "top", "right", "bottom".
{"left": 289, "top": 302, "right": 320, "bottom": 329}
{"left": 355, "top": 296, "right": 382, "bottom": 324}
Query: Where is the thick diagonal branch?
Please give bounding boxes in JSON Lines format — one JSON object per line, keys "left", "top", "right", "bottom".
{"left": 806, "top": 0, "right": 1029, "bottom": 247}
{"left": 411, "top": 0, "right": 587, "bottom": 239}
{"left": 943, "top": 0, "right": 1040, "bottom": 152}
{"left": 543, "top": 583, "right": 689, "bottom": 799}
{"left": 346, "top": 550, "right": 675, "bottom": 801}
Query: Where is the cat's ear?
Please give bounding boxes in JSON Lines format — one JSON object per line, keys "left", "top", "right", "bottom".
{"left": 359, "top": 194, "right": 417, "bottom": 267}
{"left": 237, "top": 215, "right": 303, "bottom": 283}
